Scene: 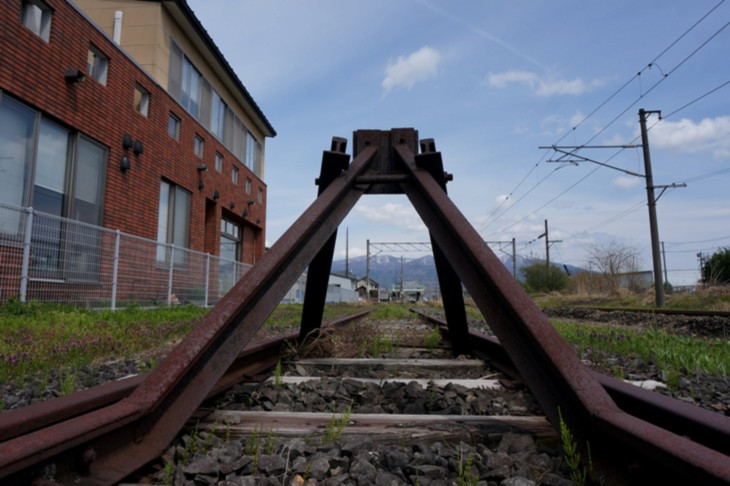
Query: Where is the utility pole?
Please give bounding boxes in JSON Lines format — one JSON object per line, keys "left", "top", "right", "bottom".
{"left": 537, "top": 219, "right": 561, "bottom": 271}
{"left": 540, "top": 109, "right": 685, "bottom": 308}
{"left": 512, "top": 237, "right": 517, "bottom": 278}
{"left": 661, "top": 241, "right": 668, "bottom": 285}
{"left": 365, "top": 239, "right": 370, "bottom": 302}
{"left": 345, "top": 227, "right": 349, "bottom": 278}
{"left": 640, "top": 108, "right": 665, "bottom": 307}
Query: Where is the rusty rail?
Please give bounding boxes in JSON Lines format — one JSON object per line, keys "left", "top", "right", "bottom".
{"left": 1, "top": 129, "right": 728, "bottom": 484}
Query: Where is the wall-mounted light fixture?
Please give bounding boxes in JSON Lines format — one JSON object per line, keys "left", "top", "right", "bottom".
{"left": 247, "top": 199, "right": 255, "bottom": 206}
{"left": 64, "top": 69, "right": 85, "bottom": 84}
{"left": 256, "top": 218, "right": 261, "bottom": 225}
{"left": 133, "top": 140, "right": 143, "bottom": 155}
{"left": 213, "top": 190, "right": 219, "bottom": 200}
{"left": 120, "top": 155, "right": 131, "bottom": 171}
{"left": 229, "top": 202, "right": 235, "bottom": 209}
{"left": 198, "top": 181, "right": 204, "bottom": 191}
{"left": 242, "top": 208, "right": 248, "bottom": 217}
{"left": 197, "top": 164, "right": 208, "bottom": 172}
{"left": 122, "top": 134, "right": 133, "bottom": 150}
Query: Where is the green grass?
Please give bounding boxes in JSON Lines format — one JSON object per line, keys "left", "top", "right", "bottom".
{"left": 534, "top": 287, "right": 730, "bottom": 312}
{"left": 553, "top": 320, "right": 730, "bottom": 379}
{"left": 368, "top": 303, "right": 415, "bottom": 320}
{"left": 0, "top": 302, "right": 205, "bottom": 383}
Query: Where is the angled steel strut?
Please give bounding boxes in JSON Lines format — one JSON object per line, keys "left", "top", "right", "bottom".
{"left": 0, "top": 129, "right": 728, "bottom": 485}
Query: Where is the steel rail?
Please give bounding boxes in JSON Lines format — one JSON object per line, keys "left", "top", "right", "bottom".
{"left": 411, "top": 307, "right": 730, "bottom": 484}
{"left": 395, "top": 144, "right": 730, "bottom": 485}
{"left": 548, "top": 305, "right": 730, "bottom": 318}
{"left": 0, "top": 146, "right": 378, "bottom": 485}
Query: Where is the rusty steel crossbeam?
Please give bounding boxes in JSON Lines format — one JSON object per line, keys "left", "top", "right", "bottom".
{"left": 411, "top": 307, "right": 730, "bottom": 458}
{"left": 0, "top": 145, "right": 377, "bottom": 485}
{"left": 393, "top": 142, "right": 730, "bottom": 484}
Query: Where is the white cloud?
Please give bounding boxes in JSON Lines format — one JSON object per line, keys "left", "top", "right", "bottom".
{"left": 355, "top": 203, "right": 426, "bottom": 231}
{"left": 382, "top": 46, "right": 441, "bottom": 94}
{"left": 612, "top": 176, "right": 641, "bottom": 189}
{"left": 486, "top": 70, "right": 603, "bottom": 96}
{"left": 650, "top": 116, "right": 730, "bottom": 160}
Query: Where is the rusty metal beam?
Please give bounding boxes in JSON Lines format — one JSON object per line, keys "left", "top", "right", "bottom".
{"left": 0, "top": 145, "right": 378, "bottom": 485}
{"left": 300, "top": 138, "right": 351, "bottom": 340}
{"left": 396, "top": 144, "right": 730, "bottom": 484}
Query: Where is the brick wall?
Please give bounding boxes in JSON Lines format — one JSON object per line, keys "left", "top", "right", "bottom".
{"left": 0, "top": 0, "right": 266, "bottom": 264}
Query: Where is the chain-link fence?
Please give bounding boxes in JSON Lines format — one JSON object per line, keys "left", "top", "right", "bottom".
{"left": 0, "top": 202, "right": 251, "bottom": 309}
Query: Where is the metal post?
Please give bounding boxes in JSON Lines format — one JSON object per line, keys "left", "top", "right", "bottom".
{"left": 167, "top": 245, "right": 175, "bottom": 306}
{"left": 365, "top": 239, "right": 370, "bottom": 302}
{"left": 512, "top": 237, "right": 517, "bottom": 278}
{"left": 538, "top": 219, "right": 549, "bottom": 270}
{"left": 204, "top": 253, "right": 210, "bottom": 308}
{"left": 111, "top": 230, "right": 120, "bottom": 310}
{"left": 661, "top": 241, "right": 668, "bottom": 286}
{"left": 639, "top": 108, "right": 665, "bottom": 307}
{"left": 19, "top": 208, "right": 33, "bottom": 303}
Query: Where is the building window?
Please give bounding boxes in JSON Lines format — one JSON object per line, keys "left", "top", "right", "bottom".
{"left": 246, "top": 131, "right": 262, "bottom": 174}
{"left": 231, "top": 166, "right": 239, "bottom": 185}
{"left": 156, "top": 180, "right": 190, "bottom": 266}
{"left": 258, "top": 187, "right": 263, "bottom": 204}
{"left": 215, "top": 152, "right": 223, "bottom": 172}
{"left": 86, "top": 44, "right": 108, "bottom": 85}
{"left": 168, "top": 113, "right": 180, "bottom": 140}
{"left": 220, "top": 218, "right": 241, "bottom": 262}
{"left": 0, "top": 95, "right": 106, "bottom": 277}
{"left": 194, "top": 135, "right": 204, "bottom": 158}
{"left": 211, "top": 90, "right": 227, "bottom": 141}
{"left": 22, "top": 0, "right": 51, "bottom": 41}
{"left": 133, "top": 84, "right": 149, "bottom": 116}
{"left": 245, "top": 177, "right": 251, "bottom": 195}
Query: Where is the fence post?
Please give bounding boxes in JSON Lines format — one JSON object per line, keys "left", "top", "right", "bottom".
{"left": 204, "top": 253, "right": 210, "bottom": 308}
{"left": 19, "top": 208, "right": 33, "bottom": 303}
{"left": 111, "top": 230, "right": 121, "bottom": 311}
{"left": 167, "top": 245, "right": 174, "bottom": 306}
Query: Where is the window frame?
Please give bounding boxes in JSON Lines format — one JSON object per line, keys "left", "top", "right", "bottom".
{"left": 215, "top": 152, "right": 223, "bottom": 172}
{"left": 0, "top": 94, "right": 107, "bottom": 280}
{"left": 156, "top": 180, "right": 191, "bottom": 267}
{"left": 194, "top": 134, "right": 204, "bottom": 158}
{"left": 133, "top": 83, "right": 149, "bottom": 116}
{"left": 21, "top": 0, "right": 52, "bottom": 42}
{"left": 86, "top": 44, "right": 109, "bottom": 85}
{"left": 168, "top": 112, "right": 180, "bottom": 140}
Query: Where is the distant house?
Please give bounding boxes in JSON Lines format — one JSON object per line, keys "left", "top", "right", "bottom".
{"left": 281, "top": 272, "right": 359, "bottom": 304}
{"left": 355, "top": 277, "right": 390, "bottom": 301}
{"left": 0, "top": 0, "right": 274, "bottom": 302}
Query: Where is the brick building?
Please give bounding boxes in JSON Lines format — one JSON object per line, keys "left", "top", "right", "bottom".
{"left": 0, "top": 0, "right": 275, "bottom": 301}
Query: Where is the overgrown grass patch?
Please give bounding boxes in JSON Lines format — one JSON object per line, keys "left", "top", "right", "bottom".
{"left": 0, "top": 303, "right": 205, "bottom": 383}
{"left": 553, "top": 320, "right": 730, "bottom": 379}
{"left": 368, "top": 303, "right": 414, "bottom": 320}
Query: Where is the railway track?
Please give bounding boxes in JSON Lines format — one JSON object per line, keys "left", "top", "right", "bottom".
{"left": 1, "top": 129, "right": 729, "bottom": 484}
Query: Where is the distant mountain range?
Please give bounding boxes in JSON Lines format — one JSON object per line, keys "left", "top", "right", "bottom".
{"left": 330, "top": 253, "right": 583, "bottom": 291}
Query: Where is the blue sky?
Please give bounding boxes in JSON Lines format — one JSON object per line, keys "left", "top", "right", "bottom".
{"left": 188, "top": 0, "right": 730, "bottom": 285}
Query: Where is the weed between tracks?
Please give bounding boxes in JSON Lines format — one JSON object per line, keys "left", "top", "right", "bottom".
{"left": 553, "top": 319, "right": 730, "bottom": 383}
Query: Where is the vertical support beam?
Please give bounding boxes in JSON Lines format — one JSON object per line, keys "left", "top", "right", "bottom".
{"left": 167, "top": 246, "right": 174, "bottom": 306}
{"left": 204, "top": 253, "right": 210, "bottom": 308}
{"left": 366, "top": 239, "right": 370, "bottom": 302}
{"left": 19, "top": 208, "right": 33, "bottom": 303}
{"left": 111, "top": 230, "right": 120, "bottom": 311}
{"left": 639, "top": 108, "right": 665, "bottom": 308}
{"left": 414, "top": 139, "right": 469, "bottom": 355}
{"left": 299, "top": 137, "right": 351, "bottom": 340}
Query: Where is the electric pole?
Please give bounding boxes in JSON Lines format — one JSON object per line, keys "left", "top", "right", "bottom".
{"left": 540, "top": 108, "right": 685, "bottom": 308}
{"left": 640, "top": 108, "right": 665, "bottom": 308}
{"left": 537, "top": 219, "right": 561, "bottom": 271}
